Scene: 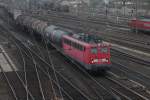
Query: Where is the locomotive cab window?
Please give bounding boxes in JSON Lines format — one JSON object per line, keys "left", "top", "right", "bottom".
{"left": 64, "top": 39, "right": 71, "bottom": 45}
{"left": 101, "top": 47, "right": 108, "bottom": 53}
{"left": 91, "top": 47, "right": 97, "bottom": 54}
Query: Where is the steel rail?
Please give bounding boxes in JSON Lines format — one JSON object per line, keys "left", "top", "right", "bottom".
{"left": 22, "top": 49, "right": 74, "bottom": 100}
{"left": 106, "top": 76, "right": 149, "bottom": 100}
{"left": 26, "top": 9, "right": 129, "bottom": 28}
{"left": 4, "top": 38, "right": 36, "bottom": 100}
{"left": 29, "top": 29, "right": 63, "bottom": 99}
{"left": 0, "top": 65, "right": 18, "bottom": 100}
{"left": 29, "top": 53, "right": 46, "bottom": 100}
{"left": 0, "top": 30, "right": 39, "bottom": 100}
{"left": 0, "top": 45, "right": 35, "bottom": 100}
{"left": 111, "top": 88, "right": 132, "bottom": 100}
{"left": 112, "top": 61, "right": 150, "bottom": 88}
{"left": 111, "top": 49, "right": 150, "bottom": 66}
{"left": 13, "top": 40, "right": 29, "bottom": 100}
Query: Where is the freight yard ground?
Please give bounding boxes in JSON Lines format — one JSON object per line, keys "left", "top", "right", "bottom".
{"left": 0, "top": 3, "right": 150, "bottom": 100}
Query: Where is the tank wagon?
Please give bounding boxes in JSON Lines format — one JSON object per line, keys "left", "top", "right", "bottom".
{"left": 11, "top": 10, "right": 111, "bottom": 72}
{"left": 129, "top": 16, "right": 150, "bottom": 32}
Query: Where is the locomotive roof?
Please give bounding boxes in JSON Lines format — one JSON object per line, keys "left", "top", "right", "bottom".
{"left": 64, "top": 33, "right": 104, "bottom": 46}
{"left": 71, "top": 33, "right": 103, "bottom": 44}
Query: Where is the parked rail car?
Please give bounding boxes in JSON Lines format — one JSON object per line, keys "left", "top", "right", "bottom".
{"left": 11, "top": 10, "right": 111, "bottom": 72}
{"left": 129, "top": 16, "right": 150, "bottom": 32}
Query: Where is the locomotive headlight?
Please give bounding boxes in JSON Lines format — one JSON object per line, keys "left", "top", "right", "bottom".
{"left": 91, "top": 61, "right": 94, "bottom": 63}
{"left": 93, "top": 59, "right": 98, "bottom": 63}
{"left": 101, "top": 58, "right": 108, "bottom": 62}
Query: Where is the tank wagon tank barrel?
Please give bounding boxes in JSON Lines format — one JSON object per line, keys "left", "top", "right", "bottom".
{"left": 12, "top": 10, "right": 72, "bottom": 46}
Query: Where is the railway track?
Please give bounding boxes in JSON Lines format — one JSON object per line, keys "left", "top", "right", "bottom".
{"left": 26, "top": 9, "right": 129, "bottom": 28}
{"left": 0, "top": 47, "right": 35, "bottom": 100}
{"left": 107, "top": 51, "right": 150, "bottom": 99}
{"left": 111, "top": 49, "right": 150, "bottom": 67}
{"left": 106, "top": 76, "right": 149, "bottom": 100}
{"left": 111, "top": 59, "right": 150, "bottom": 88}
{"left": 100, "top": 34, "right": 150, "bottom": 53}
{"left": 108, "top": 65, "right": 150, "bottom": 99}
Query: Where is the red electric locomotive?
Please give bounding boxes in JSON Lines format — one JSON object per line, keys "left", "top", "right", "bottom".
{"left": 62, "top": 33, "right": 111, "bottom": 72}
{"left": 129, "top": 16, "right": 150, "bottom": 32}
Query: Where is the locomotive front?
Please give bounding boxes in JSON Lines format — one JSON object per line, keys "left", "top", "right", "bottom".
{"left": 86, "top": 43, "right": 111, "bottom": 72}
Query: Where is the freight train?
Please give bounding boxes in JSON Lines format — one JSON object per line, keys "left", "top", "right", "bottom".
{"left": 129, "top": 16, "right": 150, "bottom": 32}
{"left": 10, "top": 10, "right": 111, "bottom": 72}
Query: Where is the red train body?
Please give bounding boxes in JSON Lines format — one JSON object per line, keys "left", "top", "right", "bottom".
{"left": 129, "top": 16, "right": 150, "bottom": 32}
{"left": 62, "top": 34, "right": 111, "bottom": 72}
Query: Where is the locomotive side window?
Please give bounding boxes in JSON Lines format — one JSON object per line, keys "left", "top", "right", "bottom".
{"left": 91, "top": 47, "right": 97, "bottom": 54}
{"left": 101, "top": 47, "right": 108, "bottom": 53}
{"left": 64, "top": 39, "right": 71, "bottom": 45}
{"left": 71, "top": 42, "right": 75, "bottom": 48}
{"left": 79, "top": 45, "right": 85, "bottom": 51}
{"left": 64, "top": 38, "right": 85, "bottom": 51}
